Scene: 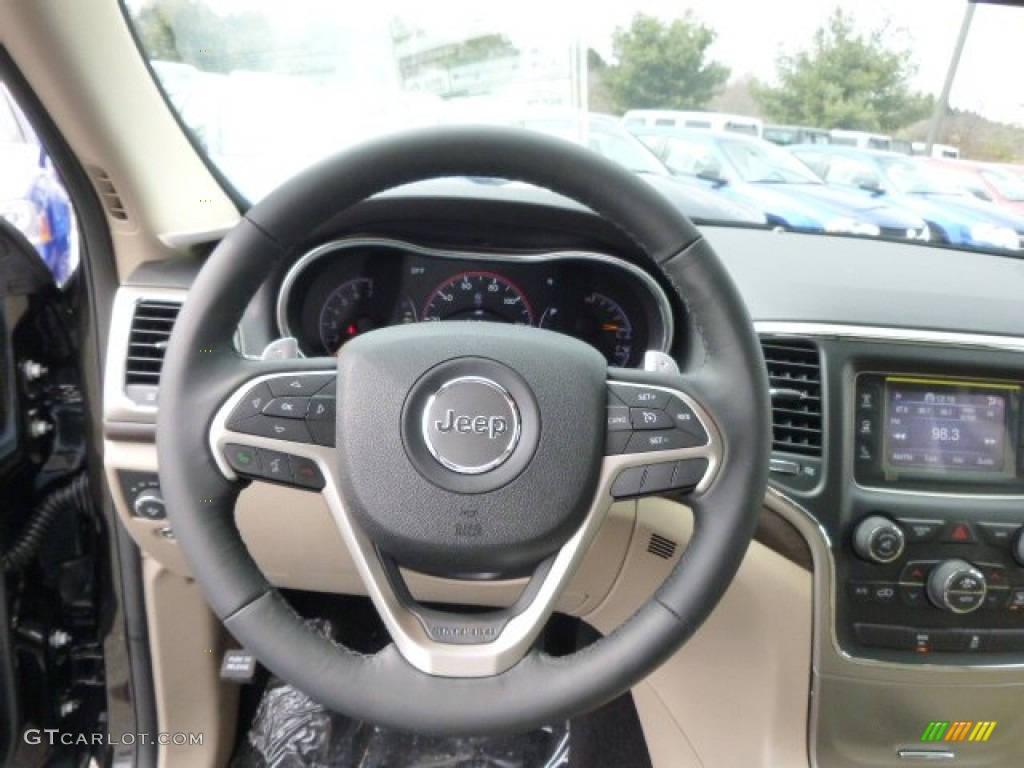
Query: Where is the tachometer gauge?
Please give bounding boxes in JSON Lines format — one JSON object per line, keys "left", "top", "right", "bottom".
{"left": 318, "top": 277, "right": 381, "bottom": 354}
{"left": 421, "top": 271, "right": 534, "bottom": 325}
{"left": 541, "top": 292, "right": 636, "bottom": 367}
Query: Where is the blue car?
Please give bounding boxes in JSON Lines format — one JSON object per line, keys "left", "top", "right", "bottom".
{"left": 629, "top": 127, "right": 929, "bottom": 239}
{"left": 0, "top": 84, "right": 73, "bottom": 283}
{"left": 789, "top": 144, "right": 1024, "bottom": 251}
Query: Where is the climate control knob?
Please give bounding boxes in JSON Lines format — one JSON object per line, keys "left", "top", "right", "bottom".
{"left": 927, "top": 559, "right": 987, "bottom": 614}
{"left": 852, "top": 515, "right": 905, "bottom": 564}
{"left": 1014, "top": 530, "right": 1024, "bottom": 568}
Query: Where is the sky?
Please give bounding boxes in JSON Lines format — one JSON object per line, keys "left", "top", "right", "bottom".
{"left": 132, "top": 0, "right": 1024, "bottom": 126}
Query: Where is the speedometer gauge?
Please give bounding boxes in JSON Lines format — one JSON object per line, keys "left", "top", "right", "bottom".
{"left": 421, "top": 272, "right": 534, "bottom": 325}
{"left": 541, "top": 292, "right": 636, "bottom": 367}
{"left": 318, "top": 277, "right": 380, "bottom": 354}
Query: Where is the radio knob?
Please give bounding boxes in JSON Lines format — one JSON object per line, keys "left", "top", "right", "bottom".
{"left": 927, "top": 559, "right": 987, "bottom": 614}
{"left": 133, "top": 490, "right": 166, "bottom": 520}
{"left": 852, "top": 515, "right": 905, "bottom": 564}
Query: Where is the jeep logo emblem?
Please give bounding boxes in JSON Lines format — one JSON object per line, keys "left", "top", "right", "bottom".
{"left": 434, "top": 410, "right": 509, "bottom": 440}
{"left": 422, "top": 377, "right": 521, "bottom": 474}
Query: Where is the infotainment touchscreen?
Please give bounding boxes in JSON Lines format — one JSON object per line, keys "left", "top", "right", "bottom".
{"left": 883, "top": 377, "right": 1017, "bottom": 478}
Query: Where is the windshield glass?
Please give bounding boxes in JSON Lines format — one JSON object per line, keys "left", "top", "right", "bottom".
{"left": 124, "top": 0, "right": 1024, "bottom": 248}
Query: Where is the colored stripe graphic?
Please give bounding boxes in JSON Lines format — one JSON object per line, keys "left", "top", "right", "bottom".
{"left": 922, "top": 721, "right": 996, "bottom": 742}
{"left": 921, "top": 722, "right": 949, "bottom": 741}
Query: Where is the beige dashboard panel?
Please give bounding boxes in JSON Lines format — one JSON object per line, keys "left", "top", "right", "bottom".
{"left": 587, "top": 498, "right": 813, "bottom": 768}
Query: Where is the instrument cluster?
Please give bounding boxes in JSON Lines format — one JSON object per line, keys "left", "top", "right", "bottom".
{"left": 276, "top": 238, "right": 674, "bottom": 367}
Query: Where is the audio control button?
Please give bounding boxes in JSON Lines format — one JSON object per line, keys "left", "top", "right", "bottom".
{"left": 895, "top": 517, "right": 942, "bottom": 543}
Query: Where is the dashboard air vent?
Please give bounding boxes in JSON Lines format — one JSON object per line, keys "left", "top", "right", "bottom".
{"left": 761, "top": 337, "right": 822, "bottom": 457}
{"left": 125, "top": 300, "right": 181, "bottom": 390}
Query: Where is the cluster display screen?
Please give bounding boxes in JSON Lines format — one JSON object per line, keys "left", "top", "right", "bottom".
{"left": 883, "top": 377, "right": 1016, "bottom": 475}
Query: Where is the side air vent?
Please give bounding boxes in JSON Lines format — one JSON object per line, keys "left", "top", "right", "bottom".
{"left": 761, "top": 337, "right": 822, "bottom": 457}
{"left": 87, "top": 166, "right": 129, "bottom": 222}
{"left": 124, "top": 300, "right": 181, "bottom": 402}
{"left": 646, "top": 533, "right": 678, "bottom": 560}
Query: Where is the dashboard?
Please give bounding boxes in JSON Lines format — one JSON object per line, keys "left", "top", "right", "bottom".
{"left": 275, "top": 238, "right": 673, "bottom": 366}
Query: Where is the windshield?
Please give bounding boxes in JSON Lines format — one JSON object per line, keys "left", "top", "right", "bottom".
{"left": 124, "top": 0, "right": 1024, "bottom": 249}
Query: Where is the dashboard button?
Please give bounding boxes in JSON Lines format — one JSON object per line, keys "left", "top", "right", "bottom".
{"left": 855, "top": 439, "right": 875, "bottom": 463}
{"left": 257, "top": 450, "right": 293, "bottom": 482}
{"left": 609, "top": 385, "right": 669, "bottom": 410}
{"left": 225, "top": 443, "right": 261, "bottom": 476}
{"left": 1006, "top": 588, "right": 1024, "bottom": 612}
{"left": 290, "top": 456, "right": 325, "bottom": 490}
{"left": 895, "top": 517, "right": 943, "bottom": 543}
{"left": 232, "top": 415, "right": 313, "bottom": 444}
{"left": 631, "top": 408, "right": 673, "bottom": 431}
{"left": 848, "top": 581, "right": 896, "bottom": 604}
{"left": 899, "top": 585, "right": 926, "bottom": 607}
{"left": 955, "top": 630, "right": 990, "bottom": 653}
{"left": 671, "top": 458, "right": 708, "bottom": 490}
{"left": 987, "top": 629, "right": 1024, "bottom": 652}
{"left": 665, "top": 398, "right": 709, "bottom": 444}
{"left": 611, "top": 467, "right": 646, "bottom": 499}
{"left": 856, "top": 385, "right": 879, "bottom": 413}
{"left": 977, "top": 564, "right": 1008, "bottom": 589}
{"left": 856, "top": 416, "right": 876, "bottom": 438}
{"left": 977, "top": 522, "right": 1020, "bottom": 546}
{"left": 307, "top": 419, "right": 336, "bottom": 448}
{"left": 898, "top": 560, "right": 934, "bottom": 585}
{"left": 942, "top": 522, "right": 976, "bottom": 544}
{"left": 307, "top": 396, "right": 336, "bottom": 422}
{"left": 606, "top": 406, "right": 631, "bottom": 432}
{"left": 626, "top": 429, "right": 691, "bottom": 454}
{"left": 853, "top": 623, "right": 911, "bottom": 650}
{"left": 263, "top": 397, "right": 310, "bottom": 419}
{"left": 227, "top": 382, "right": 274, "bottom": 428}
{"left": 268, "top": 374, "right": 334, "bottom": 397}
{"left": 640, "top": 462, "right": 676, "bottom": 494}
{"left": 848, "top": 581, "right": 873, "bottom": 603}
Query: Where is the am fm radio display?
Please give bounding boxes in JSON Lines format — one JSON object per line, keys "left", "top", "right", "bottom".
{"left": 884, "top": 377, "right": 1016, "bottom": 474}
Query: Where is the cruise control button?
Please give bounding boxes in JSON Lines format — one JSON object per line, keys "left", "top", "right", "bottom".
{"left": 605, "top": 431, "right": 631, "bottom": 456}
{"left": 227, "top": 382, "right": 274, "bottom": 428}
{"left": 290, "top": 456, "right": 325, "bottom": 490}
{"left": 630, "top": 408, "right": 673, "bottom": 430}
{"left": 268, "top": 374, "right": 334, "bottom": 397}
{"left": 606, "top": 406, "right": 631, "bottom": 432}
{"left": 640, "top": 462, "right": 676, "bottom": 493}
{"left": 608, "top": 384, "right": 668, "bottom": 410}
{"left": 232, "top": 415, "right": 313, "bottom": 444}
{"left": 665, "top": 398, "right": 709, "bottom": 444}
{"left": 307, "top": 419, "right": 336, "bottom": 448}
{"left": 224, "top": 444, "right": 261, "bottom": 476}
{"left": 257, "top": 450, "right": 293, "bottom": 482}
{"left": 307, "top": 396, "right": 336, "bottom": 422}
{"left": 626, "top": 429, "right": 692, "bottom": 454}
{"left": 671, "top": 458, "right": 709, "bottom": 490}
{"left": 263, "top": 397, "right": 310, "bottom": 419}
{"left": 610, "top": 467, "right": 646, "bottom": 498}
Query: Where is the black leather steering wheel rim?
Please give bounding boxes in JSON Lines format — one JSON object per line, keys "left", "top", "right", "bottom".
{"left": 156, "top": 125, "right": 770, "bottom": 735}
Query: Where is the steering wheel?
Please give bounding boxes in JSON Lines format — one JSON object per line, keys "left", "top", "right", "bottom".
{"left": 156, "top": 125, "right": 769, "bottom": 735}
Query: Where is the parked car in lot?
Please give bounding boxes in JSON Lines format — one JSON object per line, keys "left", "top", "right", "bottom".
{"left": 917, "top": 156, "right": 1024, "bottom": 216}
{"left": 623, "top": 109, "right": 763, "bottom": 137}
{"left": 763, "top": 124, "right": 831, "bottom": 146}
{"left": 518, "top": 113, "right": 765, "bottom": 225}
{"left": 790, "top": 144, "right": 1024, "bottom": 250}
{"left": 0, "top": 83, "right": 72, "bottom": 283}
{"left": 629, "top": 126, "right": 928, "bottom": 238}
